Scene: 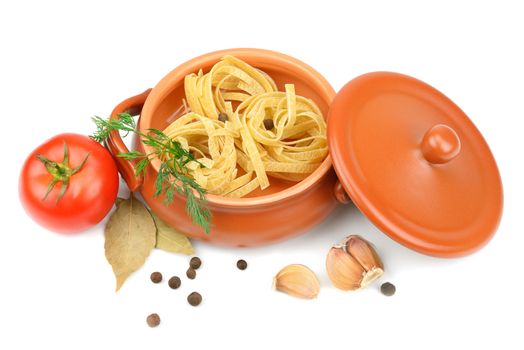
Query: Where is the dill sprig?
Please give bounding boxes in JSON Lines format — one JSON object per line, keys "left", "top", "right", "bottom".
{"left": 90, "top": 112, "right": 211, "bottom": 234}
{"left": 91, "top": 113, "right": 136, "bottom": 143}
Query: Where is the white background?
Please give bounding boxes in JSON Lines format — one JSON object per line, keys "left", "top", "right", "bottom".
{"left": 1, "top": 1, "right": 523, "bottom": 349}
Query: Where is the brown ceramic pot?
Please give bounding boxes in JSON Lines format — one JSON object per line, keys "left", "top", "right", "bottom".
{"left": 106, "top": 49, "right": 346, "bottom": 247}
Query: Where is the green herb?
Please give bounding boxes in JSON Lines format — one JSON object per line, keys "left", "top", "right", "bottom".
{"left": 91, "top": 112, "right": 136, "bottom": 143}
{"left": 91, "top": 112, "right": 211, "bottom": 234}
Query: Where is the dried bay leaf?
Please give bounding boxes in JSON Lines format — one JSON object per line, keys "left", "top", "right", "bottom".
{"left": 153, "top": 213, "right": 194, "bottom": 255}
{"left": 104, "top": 195, "right": 156, "bottom": 291}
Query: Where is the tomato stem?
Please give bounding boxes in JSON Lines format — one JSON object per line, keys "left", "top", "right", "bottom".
{"left": 36, "top": 141, "right": 90, "bottom": 203}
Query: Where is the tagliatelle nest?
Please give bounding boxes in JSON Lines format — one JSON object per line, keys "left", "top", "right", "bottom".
{"left": 162, "top": 55, "right": 327, "bottom": 198}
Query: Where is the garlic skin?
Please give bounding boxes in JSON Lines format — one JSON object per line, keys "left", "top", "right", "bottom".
{"left": 326, "top": 235, "right": 384, "bottom": 291}
{"left": 273, "top": 264, "right": 320, "bottom": 299}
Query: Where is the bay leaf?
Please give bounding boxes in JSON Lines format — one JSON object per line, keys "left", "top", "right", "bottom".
{"left": 153, "top": 213, "right": 194, "bottom": 255}
{"left": 104, "top": 195, "right": 156, "bottom": 291}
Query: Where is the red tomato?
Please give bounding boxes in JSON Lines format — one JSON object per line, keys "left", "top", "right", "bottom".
{"left": 19, "top": 133, "right": 119, "bottom": 233}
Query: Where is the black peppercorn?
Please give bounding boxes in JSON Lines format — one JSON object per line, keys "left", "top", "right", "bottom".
{"left": 168, "top": 276, "right": 181, "bottom": 289}
{"left": 146, "top": 313, "right": 160, "bottom": 327}
{"left": 190, "top": 257, "right": 202, "bottom": 269}
{"left": 236, "top": 259, "right": 248, "bottom": 270}
{"left": 150, "top": 272, "right": 162, "bottom": 283}
{"left": 218, "top": 112, "right": 229, "bottom": 122}
{"left": 380, "top": 282, "right": 396, "bottom": 296}
{"left": 187, "top": 292, "right": 202, "bottom": 306}
{"left": 263, "top": 119, "right": 274, "bottom": 130}
{"left": 186, "top": 267, "right": 196, "bottom": 279}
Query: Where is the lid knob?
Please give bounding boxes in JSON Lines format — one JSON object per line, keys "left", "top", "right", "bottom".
{"left": 421, "top": 124, "right": 461, "bottom": 164}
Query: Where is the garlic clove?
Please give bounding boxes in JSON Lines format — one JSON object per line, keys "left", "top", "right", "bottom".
{"left": 326, "top": 236, "right": 385, "bottom": 291}
{"left": 273, "top": 264, "right": 320, "bottom": 299}
{"left": 345, "top": 235, "right": 384, "bottom": 272}
{"left": 326, "top": 246, "right": 366, "bottom": 291}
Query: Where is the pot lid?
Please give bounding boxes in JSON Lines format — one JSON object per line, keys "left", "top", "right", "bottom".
{"left": 327, "top": 72, "right": 503, "bottom": 257}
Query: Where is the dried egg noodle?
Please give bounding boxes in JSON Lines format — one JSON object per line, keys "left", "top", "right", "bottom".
{"left": 162, "top": 55, "right": 328, "bottom": 198}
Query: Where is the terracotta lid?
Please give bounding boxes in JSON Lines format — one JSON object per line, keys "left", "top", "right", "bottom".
{"left": 328, "top": 72, "right": 503, "bottom": 257}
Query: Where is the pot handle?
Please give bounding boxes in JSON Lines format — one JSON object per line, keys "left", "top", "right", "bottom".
{"left": 106, "top": 89, "right": 152, "bottom": 192}
{"left": 333, "top": 180, "right": 351, "bottom": 204}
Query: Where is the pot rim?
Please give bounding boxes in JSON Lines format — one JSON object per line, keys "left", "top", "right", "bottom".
{"left": 140, "top": 48, "right": 336, "bottom": 207}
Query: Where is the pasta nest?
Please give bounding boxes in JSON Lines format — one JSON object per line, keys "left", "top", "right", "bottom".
{"left": 162, "top": 56, "right": 327, "bottom": 198}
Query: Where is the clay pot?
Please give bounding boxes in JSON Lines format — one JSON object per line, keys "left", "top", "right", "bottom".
{"left": 106, "top": 48, "right": 503, "bottom": 256}
{"left": 106, "top": 49, "right": 345, "bottom": 247}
